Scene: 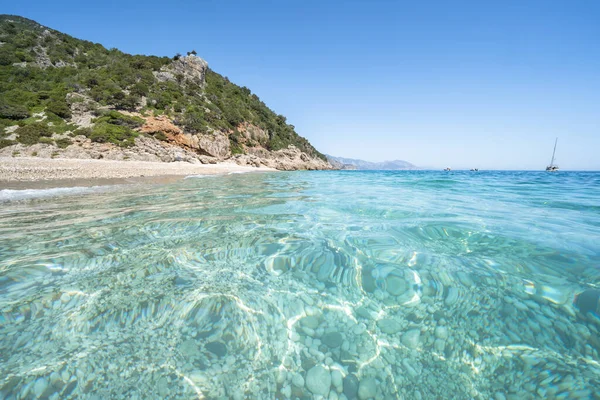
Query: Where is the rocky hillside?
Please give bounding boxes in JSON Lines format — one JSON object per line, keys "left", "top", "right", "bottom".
{"left": 326, "top": 155, "right": 418, "bottom": 170}
{"left": 0, "top": 15, "right": 331, "bottom": 170}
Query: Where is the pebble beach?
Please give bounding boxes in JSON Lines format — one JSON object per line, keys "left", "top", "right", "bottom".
{"left": 0, "top": 157, "right": 276, "bottom": 184}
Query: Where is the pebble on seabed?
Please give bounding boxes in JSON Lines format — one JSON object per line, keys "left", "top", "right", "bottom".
{"left": 306, "top": 365, "right": 331, "bottom": 396}
{"left": 574, "top": 289, "right": 600, "bottom": 314}
{"left": 401, "top": 329, "right": 420, "bottom": 348}
{"left": 343, "top": 374, "right": 359, "bottom": 399}
{"left": 331, "top": 369, "right": 343, "bottom": 389}
{"left": 205, "top": 341, "right": 227, "bottom": 357}
{"left": 357, "top": 376, "right": 377, "bottom": 399}
{"left": 60, "top": 293, "right": 71, "bottom": 304}
{"left": 34, "top": 378, "right": 48, "bottom": 398}
{"left": 435, "top": 325, "right": 448, "bottom": 339}
{"left": 322, "top": 331, "right": 344, "bottom": 348}
{"left": 292, "top": 372, "right": 304, "bottom": 388}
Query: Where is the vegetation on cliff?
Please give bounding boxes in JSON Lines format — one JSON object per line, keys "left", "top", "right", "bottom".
{"left": 0, "top": 15, "right": 325, "bottom": 160}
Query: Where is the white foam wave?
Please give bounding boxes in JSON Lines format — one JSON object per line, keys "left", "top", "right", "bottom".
{"left": 0, "top": 186, "right": 109, "bottom": 202}
{"left": 184, "top": 174, "right": 213, "bottom": 179}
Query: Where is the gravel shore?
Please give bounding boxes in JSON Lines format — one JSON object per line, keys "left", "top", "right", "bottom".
{"left": 0, "top": 157, "right": 276, "bottom": 186}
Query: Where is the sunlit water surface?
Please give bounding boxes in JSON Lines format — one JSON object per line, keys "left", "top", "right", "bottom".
{"left": 1, "top": 171, "right": 600, "bottom": 399}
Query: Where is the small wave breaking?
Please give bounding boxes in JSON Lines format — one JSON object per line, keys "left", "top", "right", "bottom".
{"left": 0, "top": 186, "right": 110, "bottom": 202}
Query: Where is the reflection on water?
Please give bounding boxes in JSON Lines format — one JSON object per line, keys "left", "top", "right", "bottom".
{"left": 1, "top": 171, "right": 600, "bottom": 399}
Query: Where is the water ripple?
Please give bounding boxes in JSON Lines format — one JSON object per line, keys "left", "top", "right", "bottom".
{"left": 1, "top": 171, "right": 599, "bottom": 398}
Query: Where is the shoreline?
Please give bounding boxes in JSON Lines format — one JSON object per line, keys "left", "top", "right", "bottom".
{"left": 0, "top": 157, "right": 277, "bottom": 189}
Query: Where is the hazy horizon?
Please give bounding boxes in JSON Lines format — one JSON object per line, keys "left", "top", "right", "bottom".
{"left": 4, "top": 0, "right": 599, "bottom": 170}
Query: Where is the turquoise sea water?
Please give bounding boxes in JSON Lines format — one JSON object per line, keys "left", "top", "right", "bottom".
{"left": 1, "top": 170, "right": 600, "bottom": 399}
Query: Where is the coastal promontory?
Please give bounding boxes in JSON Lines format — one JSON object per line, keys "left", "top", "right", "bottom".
{"left": 0, "top": 15, "right": 331, "bottom": 173}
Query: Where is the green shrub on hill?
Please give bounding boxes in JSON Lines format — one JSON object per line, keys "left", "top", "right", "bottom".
{"left": 182, "top": 108, "right": 209, "bottom": 134}
{"left": 88, "top": 122, "right": 137, "bottom": 147}
{"left": 0, "top": 44, "right": 19, "bottom": 66}
{"left": 39, "top": 137, "right": 54, "bottom": 144}
{"left": 55, "top": 137, "right": 72, "bottom": 148}
{"left": 15, "top": 122, "right": 52, "bottom": 145}
{"left": 72, "top": 127, "right": 92, "bottom": 137}
{"left": 45, "top": 98, "right": 71, "bottom": 118}
{"left": 153, "top": 132, "right": 167, "bottom": 141}
{"left": 0, "top": 118, "right": 17, "bottom": 132}
{"left": 81, "top": 110, "right": 142, "bottom": 147}
{"left": 93, "top": 110, "right": 144, "bottom": 129}
{"left": 0, "top": 102, "right": 29, "bottom": 120}
{"left": 130, "top": 82, "right": 149, "bottom": 97}
{"left": 0, "top": 139, "right": 15, "bottom": 148}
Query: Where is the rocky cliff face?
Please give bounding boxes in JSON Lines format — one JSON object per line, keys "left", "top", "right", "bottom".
{"left": 1, "top": 90, "right": 330, "bottom": 169}
{"left": 153, "top": 55, "right": 208, "bottom": 87}
{"left": 234, "top": 145, "right": 331, "bottom": 170}
{"left": 0, "top": 107, "right": 331, "bottom": 170}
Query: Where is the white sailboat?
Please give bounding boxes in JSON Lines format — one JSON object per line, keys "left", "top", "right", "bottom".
{"left": 546, "top": 138, "right": 559, "bottom": 172}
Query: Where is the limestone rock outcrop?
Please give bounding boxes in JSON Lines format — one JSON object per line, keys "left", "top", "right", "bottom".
{"left": 154, "top": 55, "right": 208, "bottom": 87}
{"left": 175, "top": 132, "right": 231, "bottom": 159}
{"left": 235, "top": 145, "right": 333, "bottom": 171}
{"left": 0, "top": 134, "right": 216, "bottom": 164}
{"left": 139, "top": 115, "right": 183, "bottom": 136}
{"left": 236, "top": 123, "right": 269, "bottom": 147}
{"left": 67, "top": 93, "right": 96, "bottom": 128}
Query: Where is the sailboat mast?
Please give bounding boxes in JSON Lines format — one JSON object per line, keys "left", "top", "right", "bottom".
{"left": 550, "top": 137, "right": 557, "bottom": 167}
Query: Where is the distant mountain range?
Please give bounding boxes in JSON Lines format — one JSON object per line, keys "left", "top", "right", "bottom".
{"left": 326, "top": 155, "right": 419, "bottom": 170}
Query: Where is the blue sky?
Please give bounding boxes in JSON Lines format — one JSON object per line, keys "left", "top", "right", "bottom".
{"left": 5, "top": 0, "right": 600, "bottom": 169}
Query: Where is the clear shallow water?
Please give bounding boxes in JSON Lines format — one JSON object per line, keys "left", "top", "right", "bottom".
{"left": 1, "top": 170, "right": 600, "bottom": 399}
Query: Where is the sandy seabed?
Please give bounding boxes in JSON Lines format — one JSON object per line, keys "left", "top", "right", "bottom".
{"left": 0, "top": 157, "right": 276, "bottom": 189}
